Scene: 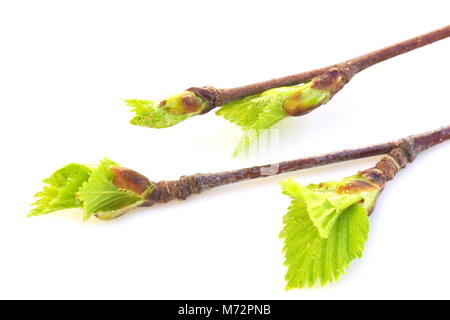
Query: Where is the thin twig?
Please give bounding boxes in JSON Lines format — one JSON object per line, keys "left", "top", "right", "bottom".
{"left": 188, "top": 25, "right": 450, "bottom": 110}
{"left": 138, "top": 125, "right": 450, "bottom": 206}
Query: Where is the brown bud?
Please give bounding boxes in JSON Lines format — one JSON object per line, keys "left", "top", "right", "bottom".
{"left": 283, "top": 69, "right": 346, "bottom": 117}
{"left": 180, "top": 94, "right": 202, "bottom": 114}
{"left": 111, "top": 166, "right": 153, "bottom": 195}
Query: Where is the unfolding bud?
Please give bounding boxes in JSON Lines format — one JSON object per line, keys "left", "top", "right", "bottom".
{"left": 111, "top": 166, "right": 154, "bottom": 196}
{"left": 28, "top": 163, "right": 93, "bottom": 217}
{"left": 282, "top": 69, "right": 345, "bottom": 116}
{"left": 279, "top": 147, "right": 411, "bottom": 289}
{"left": 29, "top": 158, "right": 155, "bottom": 221}
{"left": 217, "top": 69, "right": 347, "bottom": 155}
{"left": 281, "top": 174, "right": 381, "bottom": 239}
{"left": 126, "top": 91, "right": 208, "bottom": 129}
{"left": 160, "top": 91, "right": 207, "bottom": 115}
{"left": 279, "top": 173, "right": 381, "bottom": 288}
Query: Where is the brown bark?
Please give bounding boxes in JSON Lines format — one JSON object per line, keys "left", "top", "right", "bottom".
{"left": 188, "top": 25, "right": 450, "bottom": 111}
{"left": 137, "top": 125, "right": 450, "bottom": 207}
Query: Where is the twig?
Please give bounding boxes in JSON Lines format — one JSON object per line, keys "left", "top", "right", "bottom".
{"left": 138, "top": 125, "right": 450, "bottom": 206}
{"left": 188, "top": 25, "right": 450, "bottom": 111}
{"left": 30, "top": 125, "right": 450, "bottom": 220}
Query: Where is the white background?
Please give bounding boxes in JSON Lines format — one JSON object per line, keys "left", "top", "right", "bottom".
{"left": 1, "top": 0, "right": 450, "bottom": 300}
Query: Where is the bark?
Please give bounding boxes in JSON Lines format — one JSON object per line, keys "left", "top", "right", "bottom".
{"left": 187, "top": 25, "right": 450, "bottom": 112}
{"left": 137, "top": 125, "right": 450, "bottom": 206}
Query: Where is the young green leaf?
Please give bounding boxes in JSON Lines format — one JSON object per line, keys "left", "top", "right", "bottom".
{"left": 216, "top": 87, "right": 291, "bottom": 156}
{"left": 289, "top": 183, "right": 363, "bottom": 239}
{"left": 303, "top": 175, "right": 380, "bottom": 237}
{"left": 29, "top": 158, "right": 153, "bottom": 221}
{"left": 217, "top": 70, "right": 344, "bottom": 155}
{"left": 29, "top": 163, "right": 92, "bottom": 217}
{"left": 78, "top": 158, "right": 146, "bottom": 221}
{"left": 279, "top": 176, "right": 379, "bottom": 288}
{"left": 126, "top": 91, "right": 208, "bottom": 129}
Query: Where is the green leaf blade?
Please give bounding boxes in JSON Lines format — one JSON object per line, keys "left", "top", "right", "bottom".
{"left": 77, "top": 158, "right": 144, "bottom": 221}
{"left": 280, "top": 178, "right": 372, "bottom": 289}
{"left": 216, "top": 87, "right": 293, "bottom": 128}
{"left": 30, "top": 158, "right": 151, "bottom": 221}
{"left": 281, "top": 178, "right": 365, "bottom": 238}
{"left": 29, "top": 163, "right": 92, "bottom": 217}
{"left": 217, "top": 70, "right": 346, "bottom": 155}
{"left": 126, "top": 99, "right": 191, "bottom": 129}
{"left": 217, "top": 87, "right": 293, "bottom": 156}
{"left": 126, "top": 91, "right": 208, "bottom": 129}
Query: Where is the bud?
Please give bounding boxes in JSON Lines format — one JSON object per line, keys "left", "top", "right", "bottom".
{"left": 217, "top": 69, "right": 347, "bottom": 155}
{"left": 111, "top": 166, "right": 153, "bottom": 196}
{"left": 126, "top": 91, "right": 208, "bottom": 129}
{"left": 279, "top": 173, "right": 381, "bottom": 288}
{"left": 282, "top": 69, "right": 345, "bottom": 116}
{"left": 281, "top": 173, "right": 381, "bottom": 239}
{"left": 161, "top": 91, "right": 207, "bottom": 115}
{"left": 29, "top": 159, "right": 155, "bottom": 221}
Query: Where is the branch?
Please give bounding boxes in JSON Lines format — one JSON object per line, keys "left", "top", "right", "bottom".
{"left": 29, "top": 125, "right": 450, "bottom": 220}
{"left": 127, "top": 25, "right": 450, "bottom": 152}
{"left": 143, "top": 125, "right": 450, "bottom": 206}
{"left": 190, "top": 25, "right": 450, "bottom": 109}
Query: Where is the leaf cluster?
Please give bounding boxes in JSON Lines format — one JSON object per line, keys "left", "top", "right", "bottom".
{"left": 279, "top": 176, "right": 380, "bottom": 288}
{"left": 30, "top": 159, "right": 152, "bottom": 221}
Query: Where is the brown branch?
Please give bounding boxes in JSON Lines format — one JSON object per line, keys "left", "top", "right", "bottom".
{"left": 137, "top": 125, "right": 450, "bottom": 206}
{"left": 188, "top": 25, "right": 450, "bottom": 110}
